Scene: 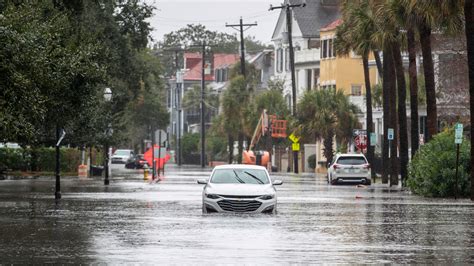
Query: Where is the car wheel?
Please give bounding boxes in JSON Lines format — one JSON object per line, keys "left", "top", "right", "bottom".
{"left": 366, "top": 180, "right": 372, "bottom": 186}
{"left": 330, "top": 177, "right": 337, "bottom": 185}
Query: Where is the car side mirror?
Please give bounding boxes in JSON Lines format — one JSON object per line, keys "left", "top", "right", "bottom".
{"left": 197, "top": 179, "right": 208, "bottom": 184}
{"left": 273, "top": 180, "right": 283, "bottom": 186}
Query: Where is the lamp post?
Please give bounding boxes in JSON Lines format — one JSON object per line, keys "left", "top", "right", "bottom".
{"left": 104, "top": 87, "right": 112, "bottom": 185}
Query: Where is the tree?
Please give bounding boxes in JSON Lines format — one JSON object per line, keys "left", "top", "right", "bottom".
{"left": 403, "top": 0, "right": 464, "bottom": 142}
{"left": 465, "top": 0, "right": 474, "bottom": 201}
{"left": 392, "top": 42, "right": 409, "bottom": 184}
{"left": 221, "top": 75, "right": 250, "bottom": 163}
{"left": 159, "top": 24, "right": 270, "bottom": 77}
{"left": 296, "top": 89, "right": 359, "bottom": 166}
{"left": 0, "top": 2, "right": 105, "bottom": 146}
{"left": 336, "top": 0, "right": 378, "bottom": 179}
{"left": 182, "top": 85, "right": 219, "bottom": 126}
{"left": 0, "top": 0, "right": 164, "bottom": 151}
{"left": 123, "top": 51, "right": 169, "bottom": 151}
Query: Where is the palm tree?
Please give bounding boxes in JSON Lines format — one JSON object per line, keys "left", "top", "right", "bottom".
{"left": 407, "top": 27, "right": 420, "bottom": 157}
{"left": 403, "top": 0, "right": 464, "bottom": 142}
{"left": 296, "top": 89, "right": 359, "bottom": 167}
{"left": 464, "top": 0, "right": 474, "bottom": 201}
{"left": 222, "top": 75, "right": 250, "bottom": 163}
{"left": 336, "top": 0, "right": 378, "bottom": 179}
{"left": 388, "top": 0, "right": 420, "bottom": 159}
{"left": 392, "top": 42, "right": 409, "bottom": 184}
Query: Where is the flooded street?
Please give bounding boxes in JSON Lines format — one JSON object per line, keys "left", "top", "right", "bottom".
{"left": 1, "top": 164, "right": 473, "bottom": 264}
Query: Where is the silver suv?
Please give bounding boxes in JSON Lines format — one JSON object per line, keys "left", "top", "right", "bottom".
{"left": 111, "top": 149, "right": 134, "bottom": 164}
{"left": 327, "top": 153, "right": 371, "bottom": 185}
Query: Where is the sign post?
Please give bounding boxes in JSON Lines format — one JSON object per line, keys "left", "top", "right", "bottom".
{"left": 289, "top": 133, "right": 300, "bottom": 173}
{"left": 454, "top": 123, "right": 463, "bottom": 200}
{"left": 387, "top": 128, "right": 394, "bottom": 158}
{"left": 352, "top": 129, "right": 367, "bottom": 152}
{"left": 370, "top": 132, "right": 376, "bottom": 146}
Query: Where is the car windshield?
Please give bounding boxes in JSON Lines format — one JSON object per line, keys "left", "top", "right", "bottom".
{"left": 210, "top": 169, "right": 270, "bottom": 184}
{"left": 337, "top": 156, "right": 367, "bottom": 165}
{"left": 114, "top": 150, "right": 130, "bottom": 156}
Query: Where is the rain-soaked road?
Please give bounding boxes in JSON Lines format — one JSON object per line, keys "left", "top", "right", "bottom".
{"left": 0, "top": 164, "right": 473, "bottom": 264}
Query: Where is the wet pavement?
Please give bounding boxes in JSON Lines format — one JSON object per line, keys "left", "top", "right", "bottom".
{"left": 1, "top": 164, "right": 473, "bottom": 264}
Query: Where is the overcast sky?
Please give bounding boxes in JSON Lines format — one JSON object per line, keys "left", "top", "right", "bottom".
{"left": 147, "top": 0, "right": 282, "bottom": 46}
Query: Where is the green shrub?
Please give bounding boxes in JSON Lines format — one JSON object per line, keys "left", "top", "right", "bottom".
{"left": 182, "top": 133, "right": 200, "bottom": 155}
{"left": 407, "top": 129, "right": 471, "bottom": 197}
{"left": 1, "top": 147, "right": 87, "bottom": 173}
{"left": 0, "top": 148, "right": 29, "bottom": 170}
{"left": 307, "top": 154, "right": 316, "bottom": 169}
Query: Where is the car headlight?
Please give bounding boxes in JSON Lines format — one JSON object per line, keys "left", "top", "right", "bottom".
{"left": 206, "top": 193, "right": 220, "bottom": 199}
{"left": 259, "top": 194, "right": 274, "bottom": 200}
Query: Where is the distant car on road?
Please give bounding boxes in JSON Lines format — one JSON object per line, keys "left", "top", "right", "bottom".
{"left": 111, "top": 149, "right": 134, "bottom": 164}
{"left": 197, "top": 164, "right": 283, "bottom": 214}
{"left": 125, "top": 154, "right": 148, "bottom": 169}
{"left": 327, "top": 153, "right": 371, "bottom": 185}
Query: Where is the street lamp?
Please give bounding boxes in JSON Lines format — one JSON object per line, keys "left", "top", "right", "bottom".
{"left": 104, "top": 87, "right": 112, "bottom": 185}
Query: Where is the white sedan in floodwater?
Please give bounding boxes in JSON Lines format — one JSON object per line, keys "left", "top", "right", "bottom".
{"left": 197, "top": 164, "right": 283, "bottom": 214}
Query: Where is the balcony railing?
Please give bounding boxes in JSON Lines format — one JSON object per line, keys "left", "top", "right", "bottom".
{"left": 295, "top": 48, "right": 320, "bottom": 64}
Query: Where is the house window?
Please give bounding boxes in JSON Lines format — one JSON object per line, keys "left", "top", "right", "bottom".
{"left": 351, "top": 85, "right": 362, "bottom": 96}
{"left": 332, "top": 39, "right": 336, "bottom": 57}
{"left": 277, "top": 48, "right": 283, "bottom": 73}
{"left": 306, "top": 69, "right": 312, "bottom": 90}
{"left": 223, "top": 68, "right": 228, "bottom": 81}
{"left": 285, "top": 48, "right": 289, "bottom": 71}
{"left": 313, "top": 68, "right": 320, "bottom": 88}
{"left": 285, "top": 94, "right": 291, "bottom": 109}
{"left": 321, "top": 39, "right": 328, "bottom": 59}
{"left": 328, "top": 39, "right": 333, "bottom": 58}
{"left": 216, "top": 69, "right": 221, "bottom": 82}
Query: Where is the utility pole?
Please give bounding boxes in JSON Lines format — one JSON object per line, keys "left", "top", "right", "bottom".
{"left": 189, "top": 42, "right": 215, "bottom": 168}
{"left": 226, "top": 18, "right": 257, "bottom": 78}
{"left": 270, "top": 2, "right": 306, "bottom": 174}
{"left": 162, "top": 46, "right": 185, "bottom": 166}
{"left": 200, "top": 42, "right": 208, "bottom": 168}
{"left": 226, "top": 18, "right": 257, "bottom": 164}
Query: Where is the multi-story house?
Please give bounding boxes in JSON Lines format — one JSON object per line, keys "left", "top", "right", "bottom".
{"left": 271, "top": 0, "right": 340, "bottom": 109}
{"left": 167, "top": 52, "right": 240, "bottom": 137}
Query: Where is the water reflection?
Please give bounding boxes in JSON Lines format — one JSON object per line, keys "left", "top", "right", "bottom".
{"left": 0, "top": 166, "right": 473, "bottom": 264}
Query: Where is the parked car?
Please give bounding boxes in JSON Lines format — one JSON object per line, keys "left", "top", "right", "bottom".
{"left": 197, "top": 164, "right": 283, "bottom": 214}
{"left": 327, "top": 153, "right": 372, "bottom": 185}
{"left": 125, "top": 154, "right": 148, "bottom": 169}
{"left": 111, "top": 149, "right": 134, "bottom": 164}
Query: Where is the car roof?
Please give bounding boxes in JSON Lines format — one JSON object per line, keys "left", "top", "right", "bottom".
{"left": 213, "top": 164, "right": 267, "bottom": 170}
{"left": 336, "top": 153, "right": 366, "bottom": 157}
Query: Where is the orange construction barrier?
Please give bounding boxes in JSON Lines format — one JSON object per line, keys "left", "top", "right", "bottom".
{"left": 78, "top": 164, "right": 88, "bottom": 178}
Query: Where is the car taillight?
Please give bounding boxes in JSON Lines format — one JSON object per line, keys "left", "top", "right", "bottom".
{"left": 333, "top": 164, "right": 340, "bottom": 169}
{"left": 363, "top": 164, "right": 370, "bottom": 169}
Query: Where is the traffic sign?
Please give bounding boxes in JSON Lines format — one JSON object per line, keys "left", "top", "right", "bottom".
{"left": 289, "top": 133, "right": 300, "bottom": 143}
{"left": 352, "top": 129, "right": 366, "bottom": 137}
{"left": 387, "top": 128, "right": 394, "bottom": 140}
{"left": 292, "top": 143, "right": 300, "bottom": 151}
{"left": 355, "top": 134, "right": 367, "bottom": 150}
{"left": 455, "top": 123, "right": 463, "bottom": 144}
{"left": 370, "top": 132, "right": 376, "bottom": 146}
{"left": 155, "top": 129, "right": 168, "bottom": 144}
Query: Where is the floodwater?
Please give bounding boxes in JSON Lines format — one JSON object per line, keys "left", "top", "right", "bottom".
{"left": 0, "top": 164, "right": 473, "bottom": 264}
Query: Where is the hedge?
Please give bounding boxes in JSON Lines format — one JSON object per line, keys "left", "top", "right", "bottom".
{"left": 0, "top": 147, "right": 103, "bottom": 173}
{"left": 407, "top": 129, "right": 471, "bottom": 197}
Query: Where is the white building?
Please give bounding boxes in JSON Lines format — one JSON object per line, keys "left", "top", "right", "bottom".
{"left": 271, "top": 0, "right": 340, "bottom": 109}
